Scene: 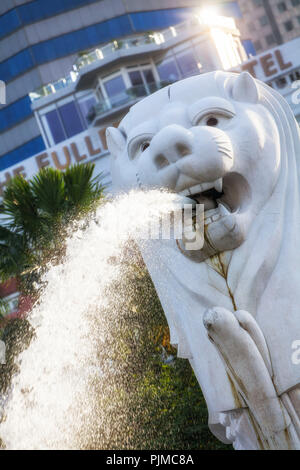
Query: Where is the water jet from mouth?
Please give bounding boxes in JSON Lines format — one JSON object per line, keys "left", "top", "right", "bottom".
{"left": 0, "top": 190, "right": 186, "bottom": 450}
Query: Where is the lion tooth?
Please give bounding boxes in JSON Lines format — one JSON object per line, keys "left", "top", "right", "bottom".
{"left": 200, "top": 181, "right": 214, "bottom": 192}
{"left": 179, "top": 189, "right": 190, "bottom": 196}
{"left": 189, "top": 183, "right": 202, "bottom": 195}
{"left": 223, "top": 215, "right": 235, "bottom": 230}
{"left": 218, "top": 202, "right": 230, "bottom": 217}
{"left": 214, "top": 178, "right": 223, "bottom": 193}
{"left": 174, "top": 194, "right": 196, "bottom": 208}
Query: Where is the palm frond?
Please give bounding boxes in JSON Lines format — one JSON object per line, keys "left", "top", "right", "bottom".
{"left": 63, "top": 163, "right": 104, "bottom": 212}
{"left": 30, "top": 168, "right": 66, "bottom": 216}
{"left": 2, "top": 176, "right": 42, "bottom": 239}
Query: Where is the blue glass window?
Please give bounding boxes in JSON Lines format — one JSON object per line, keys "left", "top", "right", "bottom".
{"left": 32, "top": 16, "right": 133, "bottom": 65}
{"left": 78, "top": 96, "right": 97, "bottom": 126}
{"left": 142, "top": 69, "right": 155, "bottom": 85}
{"left": 0, "top": 136, "right": 45, "bottom": 171}
{"left": 58, "top": 101, "right": 84, "bottom": 138}
{"left": 45, "top": 109, "right": 65, "bottom": 144}
{"left": 104, "top": 75, "right": 128, "bottom": 107}
{"left": 128, "top": 70, "right": 146, "bottom": 97}
{"left": 156, "top": 59, "right": 179, "bottom": 83}
{"left": 0, "top": 49, "right": 34, "bottom": 83}
{"left": 18, "top": 0, "right": 102, "bottom": 25}
{"left": 130, "top": 9, "right": 191, "bottom": 31}
{"left": 0, "top": 96, "right": 32, "bottom": 132}
{"left": 0, "top": 9, "right": 21, "bottom": 40}
{"left": 176, "top": 51, "right": 198, "bottom": 78}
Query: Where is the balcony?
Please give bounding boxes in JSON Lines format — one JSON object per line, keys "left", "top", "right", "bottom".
{"left": 29, "top": 14, "right": 240, "bottom": 103}
{"left": 86, "top": 81, "right": 170, "bottom": 125}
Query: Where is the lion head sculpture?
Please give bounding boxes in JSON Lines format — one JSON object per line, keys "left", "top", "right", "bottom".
{"left": 107, "top": 71, "right": 300, "bottom": 449}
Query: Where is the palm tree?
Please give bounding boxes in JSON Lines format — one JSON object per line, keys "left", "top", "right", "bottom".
{"left": 0, "top": 297, "right": 9, "bottom": 321}
{"left": 0, "top": 163, "right": 105, "bottom": 285}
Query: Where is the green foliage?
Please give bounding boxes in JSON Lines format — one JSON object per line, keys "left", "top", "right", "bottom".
{"left": 123, "top": 259, "right": 230, "bottom": 450}
{"left": 0, "top": 164, "right": 105, "bottom": 285}
{"left": 0, "top": 298, "right": 9, "bottom": 322}
{"left": 87, "top": 249, "right": 230, "bottom": 450}
{"left": 0, "top": 318, "right": 35, "bottom": 396}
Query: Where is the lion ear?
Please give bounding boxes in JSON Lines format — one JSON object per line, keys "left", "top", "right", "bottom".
{"left": 106, "top": 127, "right": 126, "bottom": 159}
{"left": 232, "top": 71, "right": 259, "bottom": 104}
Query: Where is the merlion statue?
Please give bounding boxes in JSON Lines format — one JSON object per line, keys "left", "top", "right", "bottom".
{"left": 106, "top": 71, "right": 300, "bottom": 450}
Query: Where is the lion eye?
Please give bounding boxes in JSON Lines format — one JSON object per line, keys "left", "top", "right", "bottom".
{"left": 141, "top": 142, "right": 150, "bottom": 152}
{"left": 206, "top": 116, "right": 219, "bottom": 127}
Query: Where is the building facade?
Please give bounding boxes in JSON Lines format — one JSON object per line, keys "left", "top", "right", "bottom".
{"left": 1, "top": 13, "right": 248, "bottom": 193}
{"left": 0, "top": 0, "right": 241, "bottom": 175}
{"left": 0, "top": 1, "right": 244, "bottom": 315}
{"left": 237, "top": 0, "right": 300, "bottom": 52}
{"left": 238, "top": 35, "right": 300, "bottom": 122}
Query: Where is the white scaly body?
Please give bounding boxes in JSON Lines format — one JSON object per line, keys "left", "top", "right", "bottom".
{"left": 107, "top": 71, "right": 300, "bottom": 449}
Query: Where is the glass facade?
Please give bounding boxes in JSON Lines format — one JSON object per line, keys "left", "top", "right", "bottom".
{"left": 59, "top": 101, "right": 84, "bottom": 139}
{"left": 0, "top": 4, "right": 241, "bottom": 84}
{"left": 45, "top": 109, "right": 66, "bottom": 145}
{"left": 42, "top": 100, "right": 88, "bottom": 145}
{"left": 78, "top": 96, "right": 97, "bottom": 126}
{"left": 156, "top": 59, "right": 179, "bottom": 83}
{"left": 176, "top": 51, "right": 199, "bottom": 77}
{"left": 0, "top": 136, "right": 45, "bottom": 171}
{"left": 0, "top": 2, "right": 242, "bottom": 169}
{"left": 103, "top": 75, "right": 127, "bottom": 108}
{"left": 0, "top": 96, "right": 32, "bottom": 132}
{"left": 0, "top": 9, "right": 21, "bottom": 40}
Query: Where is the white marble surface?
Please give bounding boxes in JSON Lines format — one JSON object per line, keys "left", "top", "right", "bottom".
{"left": 107, "top": 71, "right": 300, "bottom": 449}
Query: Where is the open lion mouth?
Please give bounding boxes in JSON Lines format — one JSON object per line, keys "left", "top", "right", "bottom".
{"left": 178, "top": 173, "right": 250, "bottom": 224}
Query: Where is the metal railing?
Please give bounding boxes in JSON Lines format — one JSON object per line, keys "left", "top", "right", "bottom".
{"left": 28, "top": 17, "right": 208, "bottom": 102}
{"left": 29, "top": 14, "right": 238, "bottom": 103}
{"left": 87, "top": 81, "right": 171, "bottom": 123}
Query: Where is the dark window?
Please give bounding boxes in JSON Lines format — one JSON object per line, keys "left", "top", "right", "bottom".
{"left": 128, "top": 70, "right": 144, "bottom": 86}
{"left": 277, "top": 2, "right": 287, "bottom": 12}
{"left": 275, "top": 77, "right": 288, "bottom": 88}
{"left": 128, "top": 70, "right": 146, "bottom": 97}
{"left": 142, "top": 69, "right": 155, "bottom": 85}
{"left": 156, "top": 59, "right": 179, "bottom": 83}
{"left": 266, "top": 33, "right": 276, "bottom": 45}
{"left": 291, "top": 0, "right": 300, "bottom": 6}
{"left": 284, "top": 20, "right": 294, "bottom": 31}
{"left": 298, "top": 15, "right": 300, "bottom": 23}
{"left": 45, "top": 109, "right": 65, "bottom": 144}
{"left": 103, "top": 75, "right": 128, "bottom": 107}
{"left": 58, "top": 101, "right": 84, "bottom": 139}
{"left": 142, "top": 69, "right": 156, "bottom": 92}
{"left": 252, "top": 0, "right": 263, "bottom": 6}
{"left": 176, "top": 51, "right": 198, "bottom": 77}
{"left": 289, "top": 70, "right": 300, "bottom": 81}
{"left": 78, "top": 96, "right": 97, "bottom": 126}
{"left": 253, "top": 40, "right": 263, "bottom": 50}
{"left": 259, "top": 15, "right": 269, "bottom": 26}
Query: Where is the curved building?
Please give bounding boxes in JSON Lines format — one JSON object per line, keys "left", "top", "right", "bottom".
{"left": 0, "top": 0, "right": 241, "bottom": 174}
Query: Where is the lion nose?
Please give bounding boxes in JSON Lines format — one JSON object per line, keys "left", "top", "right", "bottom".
{"left": 150, "top": 125, "right": 193, "bottom": 169}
